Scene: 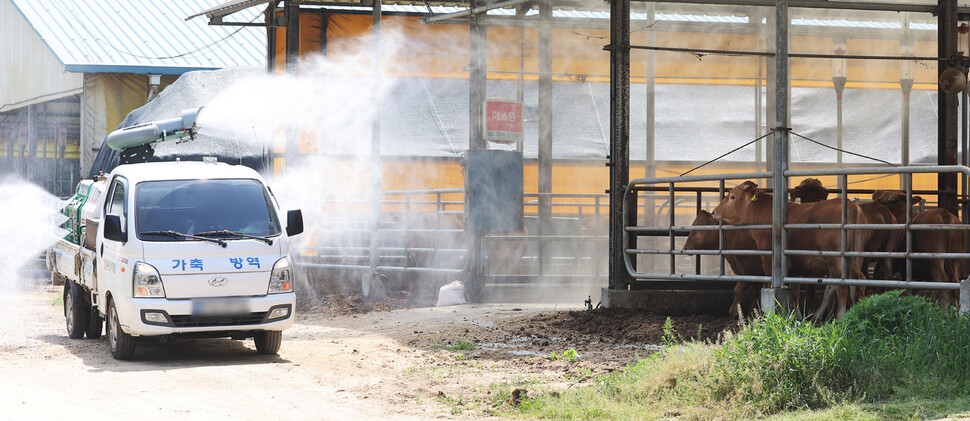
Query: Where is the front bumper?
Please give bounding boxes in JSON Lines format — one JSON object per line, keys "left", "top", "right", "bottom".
{"left": 116, "top": 293, "right": 295, "bottom": 336}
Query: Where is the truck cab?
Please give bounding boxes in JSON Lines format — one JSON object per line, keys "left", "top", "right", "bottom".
{"left": 53, "top": 159, "right": 303, "bottom": 359}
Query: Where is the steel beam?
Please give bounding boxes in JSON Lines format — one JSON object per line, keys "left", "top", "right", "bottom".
{"left": 463, "top": 9, "right": 488, "bottom": 300}
{"left": 768, "top": 0, "right": 790, "bottom": 304}
{"left": 940, "top": 0, "right": 959, "bottom": 215}
{"left": 366, "top": 0, "right": 386, "bottom": 298}
{"left": 538, "top": 0, "right": 553, "bottom": 279}
{"left": 631, "top": 0, "right": 967, "bottom": 13}
{"left": 609, "top": 0, "right": 634, "bottom": 290}
{"left": 285, "top": 2, "right": 299, "bottom": 74}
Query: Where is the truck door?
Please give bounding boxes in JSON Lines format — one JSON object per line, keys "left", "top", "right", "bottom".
{"left": 100, "top": 177, "right": 130, "bottom": 286}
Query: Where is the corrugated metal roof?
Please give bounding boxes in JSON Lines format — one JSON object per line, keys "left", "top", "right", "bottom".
{"left": 186, "top": 0, "right": 271, "bottom": 21}
{"left": 10, "top": 0, "right": 265, "bottom": 75}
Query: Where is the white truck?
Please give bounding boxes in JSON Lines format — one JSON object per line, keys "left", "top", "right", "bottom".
{"left": 47, "top": 108, "right": 304, "bottom": 360}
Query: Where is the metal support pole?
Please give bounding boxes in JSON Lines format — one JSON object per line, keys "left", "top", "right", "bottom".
{"left": 645, "top": 4, "right": 656, "bottom": 184}
{"left": 765, "top": 11, "right": 775, "bottom": 175}
{"left": 905, "top": 172, "right": 913, "bottom": 282}
{"left": 839, "top": 174, "right": 848, "bottom": 280}
{"left": 285, "top": 2, "right": 300, "bottom": 74}
{"left": 283, "top": 1, "right": 300, "bottom": 175}
{"left": 366, "top": 0, "right": 386, "bottom": 298}
{"left": 538, "top": 0, "right": 553, "bottom": 280}
{"left": 755, "top": 35, "right": 763, "bottom": 172}
{"left": 960, "top": 277, "right": 969, "bottom": 314}
{"left": 957, "top": 84, "right": 970, "bottom": 225}
{"left": 26, "top": 104, "right": 34, "bottom": 182}
{"left": 644, "top": 3, "right": 657, "bottom": 267}
{"left": 463, "top": 10, "right": 488, "bottom": 300}
{"left": 833, "top": 38, "right": 847, "bottom": 167}
{"left": 836, "top": 90, "right": 844, "bottom": 166}
{"left": 608, "top": 0, "right": 633, "bottom": 290}
{"left": 901, "top": 31, "right": 913, "bottom": 171}
{"left": 901, "top": 80, "right": 912, "bottom": 167}
{"left": 763, "top": 0, "right": 794, "bottom": 314}
{"left": 266, "top": 3, "right": 277, "bottom": 73}
{"left": 940, "top": 0, "right": 959, "bottom": 215}
{"left": 516, "top": 5, "right": 526, "bottom": 153}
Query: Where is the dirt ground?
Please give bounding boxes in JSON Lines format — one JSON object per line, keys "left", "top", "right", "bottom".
{"left": 0, "top": 282, "right": 738, "bottom": 420}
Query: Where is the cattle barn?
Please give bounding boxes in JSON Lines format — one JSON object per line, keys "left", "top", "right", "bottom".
{"left": 156, "top": 0, "right": 970, "bottom": 313}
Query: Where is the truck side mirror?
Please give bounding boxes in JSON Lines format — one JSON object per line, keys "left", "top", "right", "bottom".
{"left": 286, "top": 210, "right": 304, "bottom": 237}
{"left": 104, "top": 214, "right": 127, "bottom": 243}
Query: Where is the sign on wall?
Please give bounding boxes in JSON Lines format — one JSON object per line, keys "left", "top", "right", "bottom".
{"left": 484, "top": 99, "right": 523, "bottom": 144}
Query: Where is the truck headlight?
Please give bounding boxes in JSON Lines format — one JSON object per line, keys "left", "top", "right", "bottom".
{"left": 133, "top": 262, "right": 165, "bottom": 298}
{"left": 268, "top": 257, "right": 293, "bottom": 294}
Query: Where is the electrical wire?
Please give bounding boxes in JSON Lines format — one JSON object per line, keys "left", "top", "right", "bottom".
{"left": 790, "top": 131, "right": 897, "bottom": 167}
{"left": 680, "top": 130, "right": 775, "bottom": 176}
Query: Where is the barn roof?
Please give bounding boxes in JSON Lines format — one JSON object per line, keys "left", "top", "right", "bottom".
{"left": 9, "top": 0, "right": 265, "bottom": 75}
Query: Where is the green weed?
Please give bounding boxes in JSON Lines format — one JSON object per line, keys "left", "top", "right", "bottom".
{"left": 548, "top": 348, "right": 579, "bottom": 362}
{"left": 432, "top": 340, "right": 476, "bottom": 351}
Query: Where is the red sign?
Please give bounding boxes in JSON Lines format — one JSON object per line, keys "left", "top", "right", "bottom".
{"left": 485, "top": 100, "right": 523, "bottom": 144}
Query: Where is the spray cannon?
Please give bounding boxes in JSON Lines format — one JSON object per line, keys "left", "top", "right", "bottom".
{"left": 106, "top": 107, "right": 202, "bottom": 151}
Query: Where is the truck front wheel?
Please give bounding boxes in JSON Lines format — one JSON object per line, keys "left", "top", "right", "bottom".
{"left": 253, "top": 331, "right": 282, "bottom": 355}
{"left": 107, "top": 300, "right": 135, "bottom": 360}
{"left": 64, "top": 282, "right": 89, "bottom": 339}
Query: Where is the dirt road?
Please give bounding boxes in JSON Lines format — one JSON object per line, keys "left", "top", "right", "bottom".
{"left": 0, "top": 283, "right": 737, "bottom": 420}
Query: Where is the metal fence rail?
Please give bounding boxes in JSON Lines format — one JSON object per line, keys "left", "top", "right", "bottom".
{"left": 622, "top": 165, "right": 970, "bottom": 312}
{"left": 302, "top": 190, "right": 618, "bottom": 288}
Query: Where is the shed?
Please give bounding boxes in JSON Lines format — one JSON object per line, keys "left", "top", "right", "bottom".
{"left": 0, "top": 0, "right": 265, "bottom": 195}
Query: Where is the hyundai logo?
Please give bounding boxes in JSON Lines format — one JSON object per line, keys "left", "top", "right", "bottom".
{"left": 208, "top": 277, "right": 228, "bottom": 287}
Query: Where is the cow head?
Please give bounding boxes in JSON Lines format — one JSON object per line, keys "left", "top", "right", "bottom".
{"left": 712, "top": 181, "right": 763, "bottom": 225}
{"left": 872, "top": 190, "right": 923, "bottom": 221}
{"left": 683, "top": 210, "right": 717, "bottom": 250}
{"left": 872, "top": 190, "right": 922, "bottom": 206}
{"left": 790, "top": 178, "right": 828, "bottom": 203}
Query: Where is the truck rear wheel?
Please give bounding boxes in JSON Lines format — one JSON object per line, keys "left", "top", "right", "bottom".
{"left": 86, "top": 307, "right": 103, "bottom": 339}
{"left": 107, "top": 300, "right": 135, "bottom": 360}
{"left": 64, "top": 282, "right": 89, "bottom": 339}
{"left": 253, "top": 331, "right": 282, "bottom": 355}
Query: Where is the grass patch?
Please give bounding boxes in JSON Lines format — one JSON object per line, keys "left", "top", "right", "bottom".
{"left": 548, "top": 348, "right": 579, "bottom": 362}
{"left": 503, "top": 291, "right": 970, "bottom": 420}
{"left": 432, "top": 340, "right": 476, "bottom": 351}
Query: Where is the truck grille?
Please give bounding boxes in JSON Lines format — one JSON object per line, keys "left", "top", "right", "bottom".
{"left": 170, "top": 312, "right": 268, "bottom": 328}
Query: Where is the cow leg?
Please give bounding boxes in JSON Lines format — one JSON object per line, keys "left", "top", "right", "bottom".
{"left": 926, "top": 260, "right": 950, "bottom": 306}
{"left": 945, "top": 258, "right": 963, "bottom": 307}
{"left": 814, "top": 285, "right": 836, "bottom": 321}
{"left": 836, "top": 285, "right": 848, "bottom": 318}
{"left": 729, "top": 282, "right": 746, "bottom": 317}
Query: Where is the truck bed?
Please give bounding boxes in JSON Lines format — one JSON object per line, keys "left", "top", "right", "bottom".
{"left": 48, "top": 238, "right": 98, "bottom": 291}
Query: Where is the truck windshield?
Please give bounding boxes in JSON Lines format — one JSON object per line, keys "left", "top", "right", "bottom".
{"left": 136, "top": 179, "right": 281, "bottom": 240}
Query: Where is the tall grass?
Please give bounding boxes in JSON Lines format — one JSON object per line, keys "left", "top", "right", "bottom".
{"left": 507, "top": 291, "right": 970, "bottom": 420}
{"left": 839, "top": 290, "right": 970, "bottom": 400}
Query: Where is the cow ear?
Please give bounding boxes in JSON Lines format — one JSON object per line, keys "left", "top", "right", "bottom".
{"left": 912, "top": 195, "right": 923, "bottom": 204}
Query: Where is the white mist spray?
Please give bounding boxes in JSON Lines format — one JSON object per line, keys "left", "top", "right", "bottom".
{"left": 0, "top": 177, "right": 68, "bottom": 343}
{"left": 196, "top": 36, "right": 406, "bottom": 302}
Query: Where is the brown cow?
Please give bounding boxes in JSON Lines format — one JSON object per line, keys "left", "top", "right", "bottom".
{"left": 789, "top": 178, "right": 829, "bottom": 203}
{"left": 683, "top": 210, "right": 765, "bottom": 317}
{"left": 790, "top": 179, "right": 898, "bottom": 281}
{"left": 873, "top": 190, "right": 965, "bottom": 305}
{"left": 712, "top": 181, "right": 867, "bottom": 319}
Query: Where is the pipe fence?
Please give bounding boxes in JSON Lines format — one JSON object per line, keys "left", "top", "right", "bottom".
{"left": 623, "top": 165, "right": 970, "bottom": 313}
